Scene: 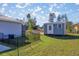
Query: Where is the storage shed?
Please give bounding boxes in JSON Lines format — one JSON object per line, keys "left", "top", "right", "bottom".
{"left": 44, "top": 13, "right": 66, "bottom": 35}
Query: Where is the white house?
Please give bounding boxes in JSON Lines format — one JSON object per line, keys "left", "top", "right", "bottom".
{"left": 0, "top": 15, "right": 24, "bottom": 39}
{"left": 44, "top": 13, "right": 66, "bottom": 35}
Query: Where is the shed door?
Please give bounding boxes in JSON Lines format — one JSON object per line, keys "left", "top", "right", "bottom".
{"left": 47, "top": 25, "right": 53, "bottom": 34}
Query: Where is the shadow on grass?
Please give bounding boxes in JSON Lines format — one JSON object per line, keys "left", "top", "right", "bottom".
{"left": 0, "top": 37, "right": 29, "bottom": 54}
{"left": 0, "top": 43, "right": 29, "bottom": 54}
{"left": 45, "top": 34, "right": 79, "bottom": 40}
{"left": 0, "top": 37, "right": 41, "bottom": 55}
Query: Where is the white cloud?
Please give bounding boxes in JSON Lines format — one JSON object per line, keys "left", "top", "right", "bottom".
{"left": 21, "top": 10, "right": 25, "bottom": 13}
{"left": 27, "top": 8, "right": 34, "bottom": 13}
{"left": 49, "top": 3, "right": 58, "bottom": 11}
{"left": 5, "top": 14, "right": 8, "bottom": 16}
{"left": 32, "top": 12, "right": 37, "bottom": 17}
{"left": 75, "top": 3, "right": 79, "bottom": 5}
{"left": 19, "top": 13, "right": 24, "bottom": 16}
{"left": 36, "top": 15, "right": 48, "bottom": 26}
{"left": 64, "top": 8, "right": 73, "bottom": 14}
{"left": 16, "top": 3, "right": 30, "bottom": 8}
{"left": 16, "top": 13, "right": 24, "bottom": 19}
{"left": 41, "top": 16, "right": 46, "bottom": 20}
{"left": 41, "top": 11, "right": 44, "bottom": 14}
{"left": 49, "top": 4, "right": 58, "bottom": 12}
{"left": 34, "top": 6, "right": 42, "bottom": 12}
{"left": 59, "top": 3, "right": 66, "bottom": 7}
{"left": 49, "top": 6, "right": 52, "bottom": 12}
{"left": 0, "top": 7, "right": 5, "bottom": 14}
{"left": 2, "top": 3, "right": 8, "bottom": 7}
{"left": 49, "top": 3, "right": 66, "bottom": 11}
{"left": 51, "top": 11, "right": 60, "bottom": 17}
{"left": 8, "top": 10, "right": 12, "bottom": 13}
{"left": 32, "top": 6, "right": 42, "bottom": 17}
{"left": 69, "top": 9, "right": 73, "bottom": 12}
{"left": 49, "top": 4, "right": 54, "bottom": 12}
{"left": 53, "top": 3, "right": 58, "bottom": 7}
{"left": 77, "top": 9, "right": 79, "bottom": 11}
{"left": 56, "top": 6, "right": 60, "bottom": 9}
{"left": 28, "top": 8, "right": 31, "bottom": 11}
{"left": 5, "top": 14, "right": 12, "bottom": 17}
{"left": 8, "top": 10, "right": 16, "bottom": 16}
{"left": 1, "top": 8, "right": 5, "bottom": 11}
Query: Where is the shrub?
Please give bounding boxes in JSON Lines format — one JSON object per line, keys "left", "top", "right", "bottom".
{"left": 25, "top": 30, "right": 40, "bottom": 43}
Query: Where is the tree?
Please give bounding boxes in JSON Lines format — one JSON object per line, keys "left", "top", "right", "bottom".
{"left": 64, "top": 14, "right": 73, "bottom": 33}
{"left": 27, "top": 13, "right": 31, "bottom": 19}
{"left": 66, "top": 21, "right": 73, "bottom": 33}
{"left": 26, "top": 14, "right": 38, "bottom": 42}
{"left": 26, "top": 13, "right": 40, "bottom": 43}
{"left": 57, "top": 14, "right": 61, "bottom": 21}
{"left": 64, "top": 14, "right": 68, "bottom": 22}
{"left": 26, "top": 14, "right": 36, "bottom": 29}
{"left": 26, "top": 14, "right": 33, "bottom": 41}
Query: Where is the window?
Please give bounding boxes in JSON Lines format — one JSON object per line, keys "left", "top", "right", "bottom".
{"left": 49, "top": 25, "right": 52, "bottom": 30}
{"left": 59, "top": 24, "right": 61, "bottom": 28}
{"left": 53, "top": 24, "right": 57, "bottom": 27}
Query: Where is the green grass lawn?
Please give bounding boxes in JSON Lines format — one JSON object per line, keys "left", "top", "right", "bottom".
{"left": 0, "top": 34, "right": 79, "bottom": 56}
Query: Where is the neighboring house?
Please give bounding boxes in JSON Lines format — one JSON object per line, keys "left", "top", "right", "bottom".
{"left": 72, "top": 24, "right": 79, "bottom": 34}
{"left": 0, "top": 15, "right": 25, "bottom": 39}
{"left": 44, "top": 13, "right": 66, "bottom": 35}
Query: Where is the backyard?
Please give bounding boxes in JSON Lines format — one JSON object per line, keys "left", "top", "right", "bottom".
{"left": 0, "top": 34, "right": 79, "bottom": 56}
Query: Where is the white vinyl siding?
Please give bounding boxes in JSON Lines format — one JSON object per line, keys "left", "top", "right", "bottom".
{"left": 47, "top": 24, "right": 53, "bottom": 34}
{"left": 44, "top": 21, "right": 66, "bottom": 35}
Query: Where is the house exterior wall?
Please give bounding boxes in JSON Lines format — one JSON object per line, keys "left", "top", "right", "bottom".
{"left": 0, "top": 21, "right": 22, "bottom": 38}
{"left": 72, "top": 24, "right": 79, "bottom": 33}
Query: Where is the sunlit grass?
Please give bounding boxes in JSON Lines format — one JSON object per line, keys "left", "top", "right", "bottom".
{"left": 0, "top": 34, "right": 79, "bottom": 56}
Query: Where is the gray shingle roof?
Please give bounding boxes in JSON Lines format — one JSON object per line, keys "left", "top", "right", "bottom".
{"left": 0, "top": 15, "right": 24, "bottom": 24}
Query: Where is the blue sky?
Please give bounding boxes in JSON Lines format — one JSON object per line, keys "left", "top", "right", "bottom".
{"left": 0, "top": 3, "right": 79, "bottom": 26}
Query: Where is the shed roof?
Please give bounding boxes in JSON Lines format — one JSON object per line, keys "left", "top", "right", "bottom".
{"left": 44, "top": 21, "right": 66, "bottom": 25}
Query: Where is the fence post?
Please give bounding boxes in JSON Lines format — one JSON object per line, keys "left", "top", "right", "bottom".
{"left": 16, "top": 38, "right": 19, "bottom": 56}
